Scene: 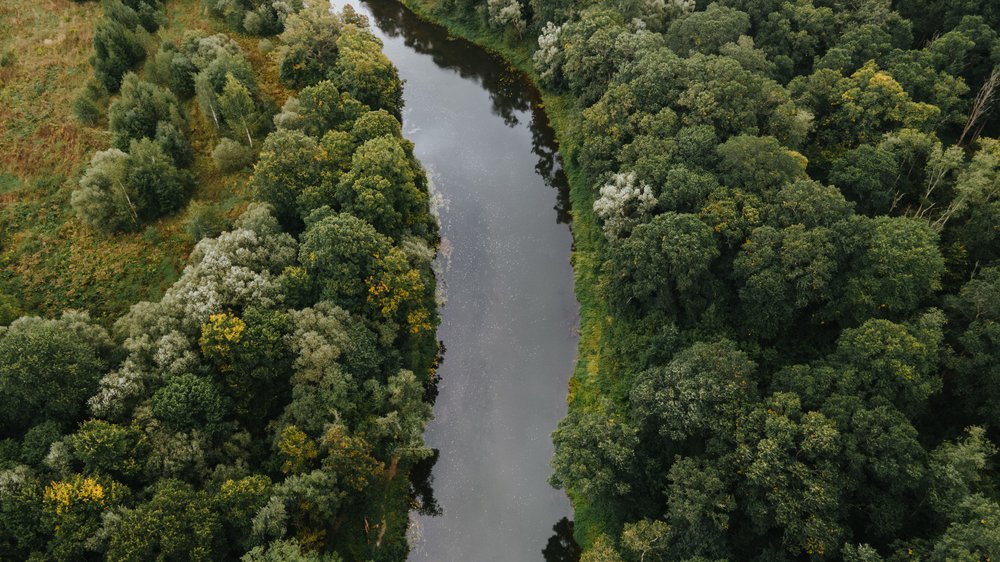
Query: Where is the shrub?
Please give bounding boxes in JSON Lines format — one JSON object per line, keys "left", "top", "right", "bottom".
{"left": 212, "top": 138, "right": 254, "bottom": 173}
{"left": 184, "top": 201, "right": 231, "bottom": 241}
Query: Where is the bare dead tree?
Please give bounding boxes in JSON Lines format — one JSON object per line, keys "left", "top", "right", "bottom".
{"left": 958, "top": 67, "right": 1000, "bottom": 147}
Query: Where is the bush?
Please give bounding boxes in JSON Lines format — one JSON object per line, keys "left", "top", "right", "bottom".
{"left": 184, "top": 201, "right": 231, "bottom": 241}
{"left": 0, "top": 50, "right": 16, "bottom": 68}
{"left": 72, "top": 92, "right": 103, "bottom": 126}
{"left": 212, "top": 138, "right": 254, "bottom": 173}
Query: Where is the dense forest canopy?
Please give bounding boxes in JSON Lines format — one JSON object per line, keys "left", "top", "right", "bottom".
{"left": 406, "top": 0, "right": 1000, "bottom": 558}
{"left": 1, "top": 1, "right": 440, "bottom": 560}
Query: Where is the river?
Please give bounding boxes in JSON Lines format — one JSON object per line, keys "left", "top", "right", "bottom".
{"left": 326, "top": 0, "right": 579, "bottom": 559}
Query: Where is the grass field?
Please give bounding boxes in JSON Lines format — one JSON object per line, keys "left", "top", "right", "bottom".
{"left": 0, "top": 0, "right": 284, "bottom": 324}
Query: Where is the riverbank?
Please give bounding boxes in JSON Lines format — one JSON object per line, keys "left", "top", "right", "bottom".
{"left": 393, "top": 0, "right": 620, "bottom": 549}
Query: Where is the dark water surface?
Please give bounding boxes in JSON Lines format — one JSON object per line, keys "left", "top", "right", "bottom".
{"left": 325, "top": 1, "right": 579, "bottom": 559}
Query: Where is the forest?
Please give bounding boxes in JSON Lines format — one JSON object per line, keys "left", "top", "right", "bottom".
{"left": 399, "top": 0, "right": 1000, "bottom": 559}
{"left": 1, "top": 1, "right": 440, "bottom": 560}
{"left": 2, "top": 0, "right": 1000, "bottom": 559}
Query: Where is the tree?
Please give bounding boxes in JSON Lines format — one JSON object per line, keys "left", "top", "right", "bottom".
{"left": 0, "top": 467, "right": 47, "bottom": 559}
{"left": 212, "top": 138, "right": 254, "bottom": 173}
{"left": 108, "top": 73, "right": 191, "bottom": 165}
{"left": 333, "top": 25, "right": 404, "bottom": 118}
{"left": 249, "top": 129, "right": 327, "bottom": 228}
{"left": 677, "top": 55, "right": 805, "bottom": 145}
{"left": 630, "top": 340, "right": 757, "bottom": 441}
{"left": 151, "top": 373, "right": 230, "bottom": 434}
{"left": 594, "top": 172, "right": 656, "bottom": 240}
{"left": 604, "top": 212, "right": 718, "bottom": 313}
{"left": 487, "top": 0, "right": 526, "bottom": 36}
{"left": 533, "top": 22, "right": 565, "bottom": 89}
{"left": 43, "top": 473, "right": 129, "bottom": 559}
{"left": 149, "top": 32, "right": 242, "bottom": 99}
{"left": 620, "top": 519, "right": 672, "bottom": 561}
{"left": 831, "top": 310, "right": 945, "bottom": 415}
{"left": 277, "top": 4, "right": 343, "bottom": 88}
{"left": 299, "top": 212, "right": 392, "bottom": 311}
{"left": 734, "top": 393, "right": 844, "bottom": 558}
{"left": 560, "top": 9, "right": 662, "bottom": 105}
{"left": 664, "top": 3, "right": 750, "bottom": 56}
{"left": 550, "top": 402, "right": 639, "bottom": 498}
{"left": 92, "top": 15, "right": 147, "bottom": 92}
{"left": 734, "top": 224, "right": 839, "bottom": 338}
{"left": 69, "top": 420, "right": 148, "bottom": 480}
{"left": 218, "top": 74, "right": 267, "bottom": 147}
{"left": 946, "top": 268, "right": 1000, "bottom": 426}
{"left": 106, "top": 480, "right": 221, "bottom": 561}
{"left": 216, "top": 475, "right": 272, "bottom": 552}
{"left": 276, "top": 81, "right": 368, "bottom": 138}
{"left": 0, "top": 312, "right": 116, "bottom": 435}
{"left": 661, "top": 457, "right": 734, "bottom": 559}
{"left": 840, "top": 216, "right": 944, "bottom": 323}
{"left": 336, "top": 135, "right": 430, "bottom": 238}
{"left": 715, "top": 135, "right": 807, "bottom": 194}
{"left": 195, "top": 52, "right": 258, "bottom": 132}
{"left": 72, "top": 148, "right": 138, "bottom": 233}
{"left": 828, "top": 144, "right": 899, "bottom": 215}
{"left": 125, "top": 138, "right": 193, "bottom": 221}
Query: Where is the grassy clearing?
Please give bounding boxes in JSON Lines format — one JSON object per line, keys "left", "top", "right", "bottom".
{"left": 396, "top": 0, "right": 621, "bottom": 548}
{"left": 0, "top": 0, "right": 285, "bottom": 324}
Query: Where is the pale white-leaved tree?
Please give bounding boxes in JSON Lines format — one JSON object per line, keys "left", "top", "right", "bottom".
{"left": 533, "top": 22, "right": 563, "bottom": 88}
{"left": 593, "top": 171, "right": 657, "bottom": 240}
{"left": 487, "top": 0, "right": 526, "bottom": 36}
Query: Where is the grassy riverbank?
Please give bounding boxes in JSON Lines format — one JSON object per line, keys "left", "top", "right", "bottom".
{"left": 394, "top": 0, "right": 622, "bottom": 547}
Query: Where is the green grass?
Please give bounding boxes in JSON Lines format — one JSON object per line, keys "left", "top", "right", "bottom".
{"left": 394, "top": 0, "right": 624, "bottom": 548}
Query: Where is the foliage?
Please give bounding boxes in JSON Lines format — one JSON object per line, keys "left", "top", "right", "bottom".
{"left": 401, "top": 0, "right": 1000, "bottom": 557}
{"left": 212, "top": 138, "right": 255, "bottom": 174}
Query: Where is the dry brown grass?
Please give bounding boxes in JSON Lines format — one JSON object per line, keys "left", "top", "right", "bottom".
{"left": 0, "top": 0, "right": 274, "bottom": 322}
{"left": 0, "top": 0, "right": 108, "bottom": 179}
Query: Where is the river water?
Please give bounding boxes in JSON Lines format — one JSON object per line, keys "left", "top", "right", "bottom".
{"left": 326, "top": 0, "right": 579, "bottom": 559}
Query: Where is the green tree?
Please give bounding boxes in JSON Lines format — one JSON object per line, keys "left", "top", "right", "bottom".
{"left": 299, "top": 212, "right": 391, "bottom": 310}
{"left": 664, "top": 3, "right": 750, "bottom": 56}
{"left": 715, "top": 135, "right": 807, "bottom": 194}
{"left": 604, "top": 212, "right": 718, "bottom": 314}
{"left": 106, "top": 479, "right": 222, "bottom": 562}
{"left": 151, "top": 373, "right": 230, "bottom": 434}
{"left": 277, "top": 4, "right": 343, "bottom": 88}
{"left": 629, "top": 340, "right": 757, "bottom": 441}
{"left": 550, "top": 402, "right": 639, "bottom": 498}
{"left": 334, "top": 25, "right": 404, "bottom": 118}
{"left": 828, "top": 144, "right": 899, "bottom": 215}
{"left": 69, "top": 420, "right": 148, "bottom": 480}
{"left": 839, "top": 216, "right": 944, "bottom": 323}
{"left": 108, "top": 74, "right": 191, "bottom": 165}
{"left": 0, "top": 313, "right": 116, "bottom": 435}
{"left": 92, "top": 15, "right": 147, "bottom": 91}
{"left": 218, "top": 73, "right": 267, "bottom": 147}
{"left": 249, "top": 129, "right": 327, "bottom": 228}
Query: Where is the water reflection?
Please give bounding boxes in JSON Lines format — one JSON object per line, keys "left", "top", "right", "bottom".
{"left": 543, "top": 518, "right": 583, "bottom": 562}
{"left": 529, "top": 104, "right": 572, "bottom": 224}
{"left": 362, "top": 0, "right": 533, "bottom": 126}
{"left": 362, "top": 0, "right": 572, "bottom": 224}
{"left": 409, "top": 449, "right": 443, "bottom": 517}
